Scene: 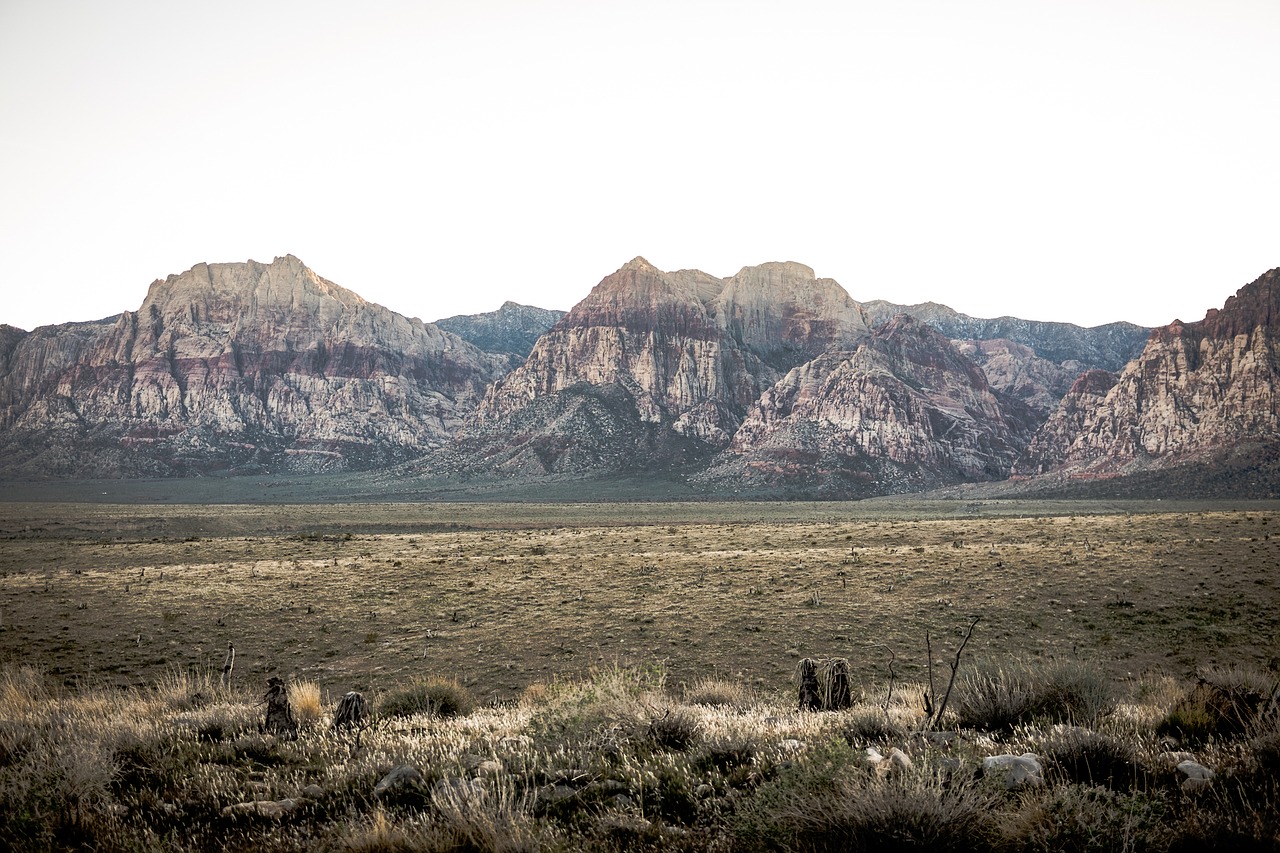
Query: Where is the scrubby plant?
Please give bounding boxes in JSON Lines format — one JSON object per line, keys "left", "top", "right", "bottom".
{"left": 288, "top": 680, "right": 324, "bottom": 729}
{"left": 736, "top": 740, "right": 998, "bottom": 852}
{"left": 378, "top": 676, "right": 475, "bottom": 720}
{"left": 1041, "top": 728, "right": 1146, "bottom": 790}
{"left": 683, "top": 677, "right": 754, "bottom": 709}
{"left": 1156, "top": 666, "right": 1278, "bottom": 744}
{"left": 648, "top": 707, "right": 701, "bottom": 752}
{"left": 952, "top": 660, "right": 1116, "bottom": 732}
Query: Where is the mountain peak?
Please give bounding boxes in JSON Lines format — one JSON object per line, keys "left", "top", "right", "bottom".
{"left": 620, "top": 256, "right": 659, "bottom": 273}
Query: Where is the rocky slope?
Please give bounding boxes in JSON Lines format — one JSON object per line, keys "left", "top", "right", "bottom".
{"left": 954, "top": 338, "right": 1086, "bottom": 417}
{"left": 0, "top": 256, "right": 510, "bottom": 476}
{"left": 1015, "top": 268, "right": 1280, "bottom": 479}
{"left": 435, "top": 302, "right": 565, "bottom": 359}
{"left": 696, "top": 316, "right": 1039, "bottom": 497}
{"left": 862, "top": 300, "right": 1148, "bottom": 372}
{"left": 461, "top": 258, "right": 874, "bottom": 472}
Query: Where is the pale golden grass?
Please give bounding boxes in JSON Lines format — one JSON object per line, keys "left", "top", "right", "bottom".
{"left": 2, "top": 661, "right": 1278, "bottom": 851}
{"left": 288, "top": 679, "right": 324, "bottom": 729}
{"left": 2, "top": 506, "right": 1277, "bottom": 704}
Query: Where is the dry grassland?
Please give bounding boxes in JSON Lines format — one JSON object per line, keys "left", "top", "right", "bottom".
{"left": 1, "top": 501, "right": 1278, "bottom": 704}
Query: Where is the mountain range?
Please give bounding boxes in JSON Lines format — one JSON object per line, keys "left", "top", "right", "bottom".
{"left": 1, "top": 254, "right": 1275, "bottom": 498}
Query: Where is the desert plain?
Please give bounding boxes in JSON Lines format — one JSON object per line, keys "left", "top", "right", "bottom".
{"left": 3, "top": 499, "right": 1276, "bottom": 701}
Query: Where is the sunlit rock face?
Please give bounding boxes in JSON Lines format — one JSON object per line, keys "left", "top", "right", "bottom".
{"left": 0, "top": 255, "right": 510, "bottom": 476}
{"left": 696, "top": 315, "right": 1041, "bottom": 497}
{"left": 463, "top": 258, "right": 876, "bottom": 472}
{"left": 1015, "top": 268, "right": 1280, "bottom": 478}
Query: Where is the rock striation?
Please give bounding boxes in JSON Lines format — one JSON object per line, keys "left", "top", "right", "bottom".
{"left": 1015, "top": 268, "right": 1280, "bottom": 479}
{"left": 0, "top": 256, "right": 510, "bottom": 476}
{"left": 696, "top": 316, "right": 1040, "bottom": 497}
{"left": 461, "top": 258, "right": 874, "bottom": 471}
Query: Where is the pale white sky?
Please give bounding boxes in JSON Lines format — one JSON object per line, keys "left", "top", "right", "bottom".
{"left": 2, "top": 0, "right": 1277, "bottom": 331}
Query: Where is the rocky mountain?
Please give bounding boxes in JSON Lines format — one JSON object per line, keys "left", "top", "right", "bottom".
{"left": 954, "top": 338, "right": 1086, "bottom": 417}
{"left": 460, "top": 258, "right": 873, "bottom": 472}
{"left": 696, "top": 315, "right": 1040, "bottom": 497}
{"left": 862, "top": 300, "right": 1148, "bottom": 372}
{"left": 0, "top": 256, "right": 510, "bottom": 477}
{"left": 435, "top": 302, "right": 565, "bottom": 359}
{"left": 1014, "top": 268, "right": 1280, "bottom": 480}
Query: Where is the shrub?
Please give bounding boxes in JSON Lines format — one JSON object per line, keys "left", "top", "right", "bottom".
{"left": 953, "top": 660, "right": 1116, "bottom": 732}
{"left": 1156, "top": 667, "right": 1278, "bottom": 744}
{"left": 840, "top": 707, "right": 908, "bottom": 746}
{"left": 735, "top": 741, "right": 998, "bottom": 852}
{"left": 378, "top": 677, "right": 475, "bottom": 720}
{"left": 1008, "top": 786, "right": 1169, "bottom": 852}
{"left": 648, "top": 707, "right": 701, "bottom": 752}
{"left": 287, "top": 680, "right": 323, "bottom": 729}
{"left": 1034, "top": 662, "right": 1116, "bottom": 726}
{"left": 953, "top": 664, "right": 1037, "bottom": 732}
{"left": 682, "top": 677, "right": 754, "bottom": 709}
{"left": 1042, "top": 729, "right": 1145, "bottom": 789}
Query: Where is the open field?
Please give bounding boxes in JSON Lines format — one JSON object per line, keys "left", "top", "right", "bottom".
{"left": 2, "top": 500, "right": 1278, "bottom": 702}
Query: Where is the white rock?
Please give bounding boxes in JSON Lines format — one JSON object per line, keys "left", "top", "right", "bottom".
{"left": 982, "top": 753, "right": 1043, "bottom": 789}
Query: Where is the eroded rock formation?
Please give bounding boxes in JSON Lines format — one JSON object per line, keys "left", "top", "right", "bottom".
{"left": 0, "top": 256, "right": 509, "bottom": 476}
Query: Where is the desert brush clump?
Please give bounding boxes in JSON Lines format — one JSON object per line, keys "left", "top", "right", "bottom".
{"left": 378, "top": 676, "right": 476, "bottom": 720}
{"left": 1155, "top": 665, "right": 1279, "bottom": 745}
{"left": 952, "top": 659, "right": 1117, "bottom": 732}
{"left": 3, "top": 661, "right": 1280, "bottom": 851}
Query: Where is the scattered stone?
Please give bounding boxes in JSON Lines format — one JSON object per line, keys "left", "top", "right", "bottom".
{"left": 433, "top": 777, "right": 488, "bottom": 802}
{"left": 1159, "top": 750, "right": 1197, "bottom": 768}
{"left": 1177, "top": 760, "right": 1214, "bottom": 792}
{"left": 982, "top": 753, "right": 1044, "bottom": 789}
{"left": 498, "top": 735, "right": 533, "bottom": 753}
{"left": 374, "top": 765, "right": 425, "bottom": 797}
{"left": 779, "top": 738, "right": 807, "bottom": 754}
{"left": 539, "top": 783, "right": 577, "bottom": 806}
{"left": 222, "top": 798, "right": 299, "bottom": 819}
{"left": 887, "top": 748, "right": 914, "bottom": 773}
{"left": 300, "top": 784, "right": 325, "bottom": 800}
{"left": 473, "top": 759, "right": 503, "bottom": 776}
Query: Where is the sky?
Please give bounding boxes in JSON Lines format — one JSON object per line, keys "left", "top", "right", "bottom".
{"left": 2, "top": 0, "right": 1278, "bottom": 332}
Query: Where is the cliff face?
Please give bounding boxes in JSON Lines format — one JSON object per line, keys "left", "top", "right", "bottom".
{"left": 1015, "top": 268, "right": 1280, "bottom": 477}
{"left": 697, "top": 315, "right": 1039, "bottom": 496}
{"left": 435, "top": 302, "right": 566, "bottom": 359}
{"left": 954, "top": 338, "right": 1085, "bottom": 417}
{"left": 475, "top": 258, "right": 776, "bottom": 452}
{"left": 465, "top": 258, "right": 884, "bottom": 472}
{"left": 862, "top": 300, "right": 1149, "bottom": 372}
{"left": 709, "top": 262, "right": 871, "bottom": 369}
{"left": 0, "top": 256, "right": 510, "bottom": 476}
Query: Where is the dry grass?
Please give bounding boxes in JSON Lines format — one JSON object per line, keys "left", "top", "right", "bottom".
{"left": 2, "top": 502, "right": 1277, "bottom": 706}
{"left": 0, "top": 661, "right": 1277, "bottom": 851}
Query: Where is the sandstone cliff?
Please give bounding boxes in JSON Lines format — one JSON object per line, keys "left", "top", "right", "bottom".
{"left": 1014, "top": 268, "right": 1280, "bottom": 478}
{"left": 0, "top": 256, "right": 510, "bottom": 476}
{"left": 954, "top": 338, "right": 1085, "bottom": 417}
{"left": 697, "top": 315, "right": 1039, "bottom": 496}
{"left": 464, "top": 258, "right": 880, "bottom": 472}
